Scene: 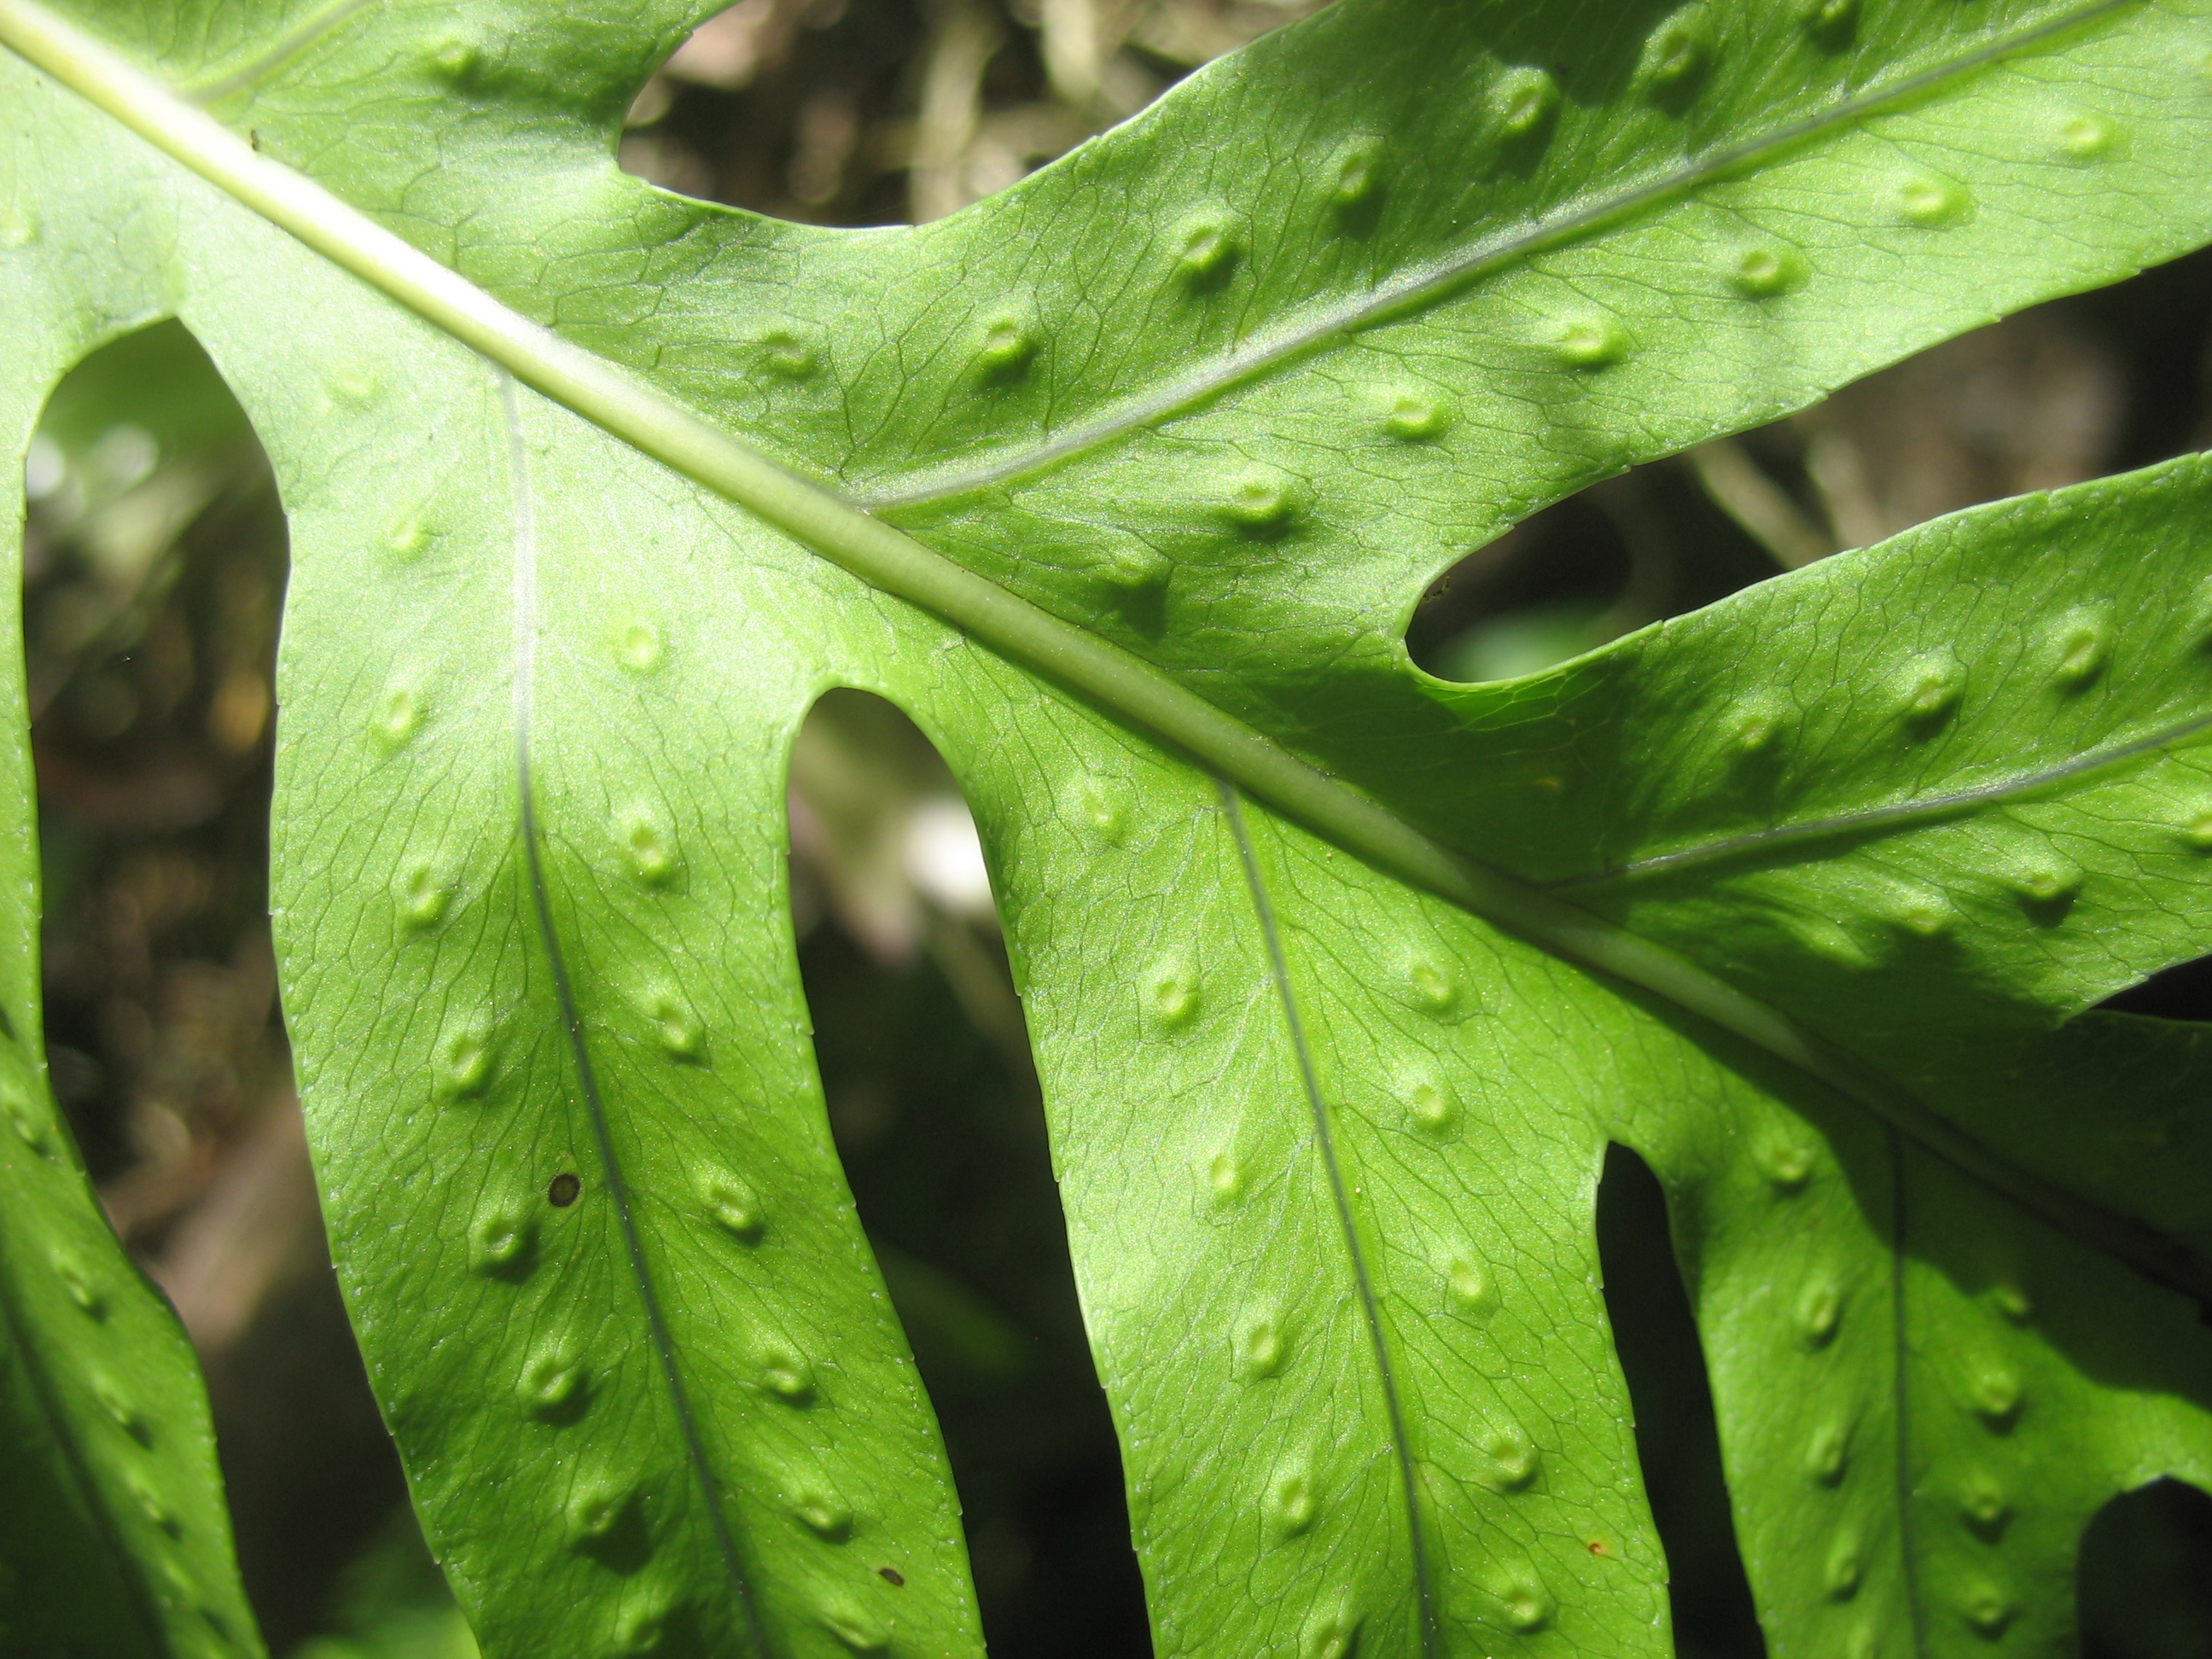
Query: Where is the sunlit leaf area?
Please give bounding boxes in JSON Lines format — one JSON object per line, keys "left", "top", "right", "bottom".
{"left": 11, "top": 1, "right": 2212, "bottom": 1655}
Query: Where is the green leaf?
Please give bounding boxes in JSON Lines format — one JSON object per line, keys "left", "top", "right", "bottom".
{"left": 1, "top": 341, "right": 264, "bottom": 1655}
{"left": 5, "top": 1, "right": 2212, "bottom": 1656}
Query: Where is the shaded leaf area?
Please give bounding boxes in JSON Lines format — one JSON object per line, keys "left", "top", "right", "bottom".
{"left": 10, "top": 3, "right": 2212, "bottom": 1659}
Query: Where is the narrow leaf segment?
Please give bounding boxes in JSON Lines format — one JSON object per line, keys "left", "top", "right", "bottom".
{"left": 847, "top": 0, "right": 2136, "bottom": 512}
{"left": 1220, "top": 779, "right": 1439, "bottom": 1659}
{"left": 497, "top": 370, "right": 769, "bottom": 1654}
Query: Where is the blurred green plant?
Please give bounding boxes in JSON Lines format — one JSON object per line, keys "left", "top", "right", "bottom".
{"left": 289, "top": 1511, "right": 481, "bottom": 1659}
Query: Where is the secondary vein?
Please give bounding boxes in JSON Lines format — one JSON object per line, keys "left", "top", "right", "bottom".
{"left": 182, "top": 0, "right": 375, "bottom": 103}
{"left": 851, "top": 0, "right": 2133, "bottom": 509}
{"left": 1220, "top": 779, "right": 1439, "bottom": 1659}
{"left": 1556, "top": 702, "right": 2212, "bottom": 891}
{"left": 499, "top": 370, "right": 768, "bottom": 1655}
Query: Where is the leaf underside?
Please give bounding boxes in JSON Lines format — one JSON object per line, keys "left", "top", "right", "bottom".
{"left": 4, "top": 2, "right": 2212, "bottom": 1658}
{"left": 0, "top": 346, "right": 264, "bottom": 1653}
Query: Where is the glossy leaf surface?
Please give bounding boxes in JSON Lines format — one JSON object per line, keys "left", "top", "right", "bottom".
{"left": 4, "top": 1, "right": 2212, "bottom": 1656}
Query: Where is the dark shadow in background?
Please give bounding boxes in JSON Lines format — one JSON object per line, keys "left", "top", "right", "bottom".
{"left": 1601, "top": 1138, "right": 2212, "bottom": 1659}
{"left": 791, "top": 719, "right": 1152, "bottom": 1659}
{"left": 1597, "top": 1144, "right": 1767, "bottom": 1659}
{"left": 26, "top": 320, "right": 408, "bottom": 1653}
{"left": 206, "top": 1257, "right": 409, "bottom": 1648}
{"left": 2095, "top": 955, "right": 2212, "bottom": 1023}
{"left": 2080, "top": 1478, "right": 2212, "bottom": 1659}
{"left": 1408, "top": 244, "right": 2212, "bottom": 686}
{"left": 800, "top": 928, "right": 1153, "bottom": 1659}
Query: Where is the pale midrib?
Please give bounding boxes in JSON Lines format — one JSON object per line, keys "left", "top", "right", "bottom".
{"left": 1220, "top": 780, "right": 1439, "bottom": 1659}
{"left": 1556, "top": 703, "right": 2212, "bottom": 891}
{"left": 499, "top": 370, "right": 768, "bottom": 1653}
{"left": 3, "top": 0, "right": 2203, "bottom": 1324}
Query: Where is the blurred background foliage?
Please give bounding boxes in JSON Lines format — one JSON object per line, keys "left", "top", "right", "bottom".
{"left": 16, "top": 1, "right": 2212, "bottom": 1654}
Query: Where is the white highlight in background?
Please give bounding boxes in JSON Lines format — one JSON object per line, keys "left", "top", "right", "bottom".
{"left": 903, "top": 795, "right": 994, "bottom": 918}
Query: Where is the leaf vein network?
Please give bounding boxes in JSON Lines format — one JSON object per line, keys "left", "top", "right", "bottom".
{"left": 848, "top": 0, "right": 2134, "bottom": 509}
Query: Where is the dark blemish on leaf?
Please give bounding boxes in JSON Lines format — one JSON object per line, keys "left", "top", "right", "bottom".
{"left": 877, "top": 1567, "right": 905, "bottom": 1586}
{"left": 249, "top": 130, "right": 262, "bottom": 151}
{"left": 549, "top": 1172, "right": 581, "bottom": 1207}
